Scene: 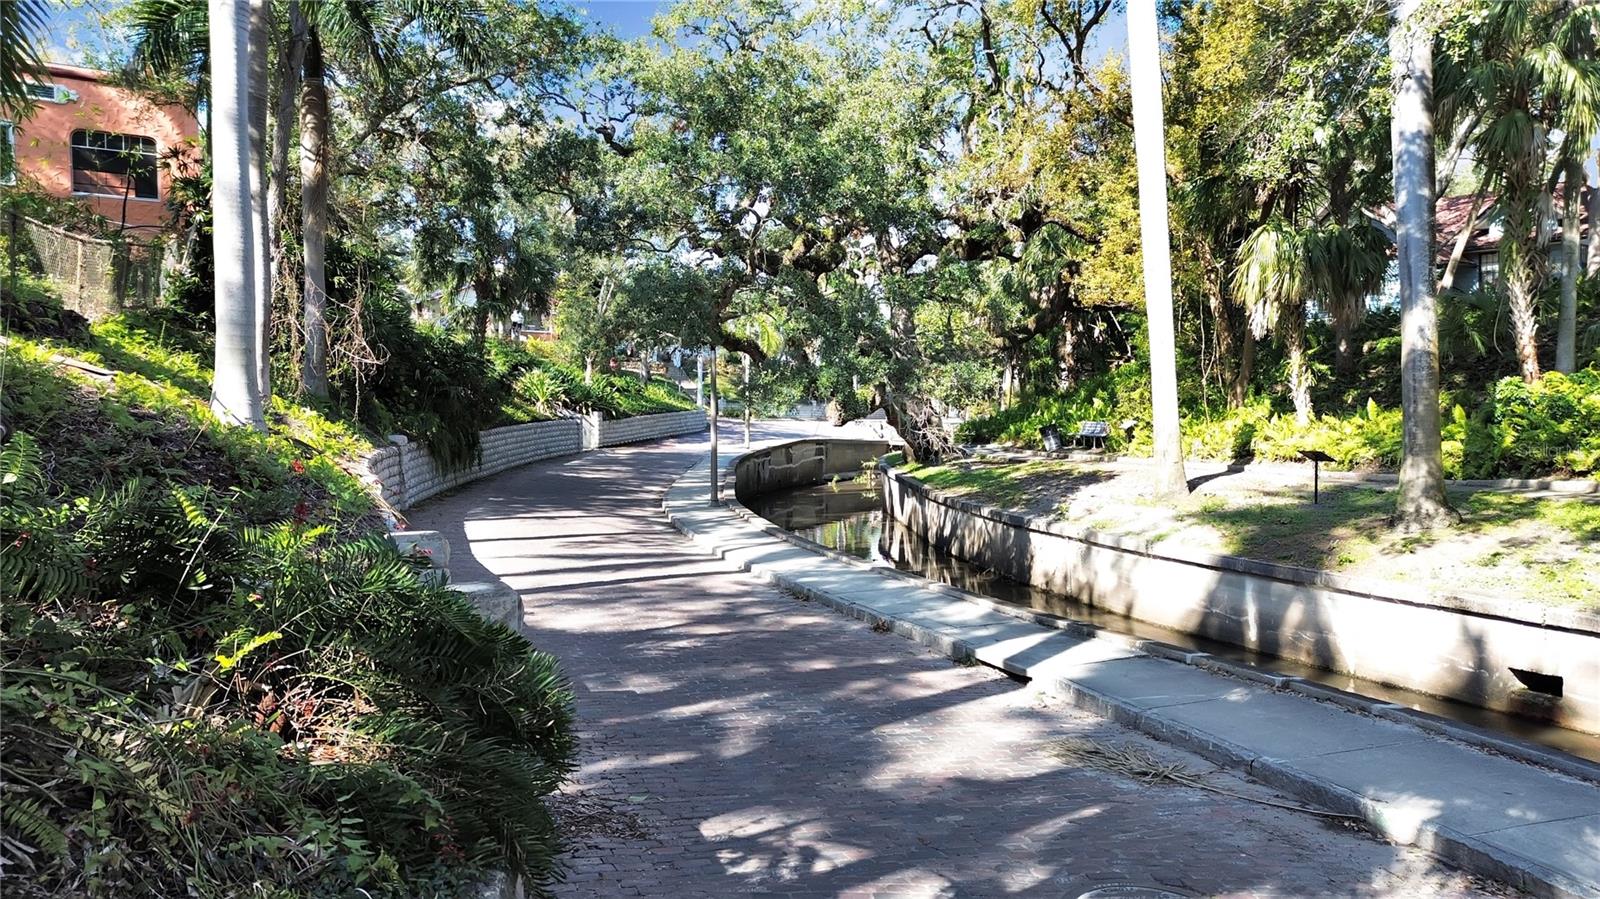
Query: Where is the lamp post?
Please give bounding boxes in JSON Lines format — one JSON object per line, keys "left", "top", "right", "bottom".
{"left": 708, "top": 347, "right": 719, "bottom": 503}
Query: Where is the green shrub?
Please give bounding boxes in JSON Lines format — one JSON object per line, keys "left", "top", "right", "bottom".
{"left": 1470, "top": 370, "right": 1600, "bottom": 477}
{"left": 1, "top": 430, "right": 576, "bottom": 897}
{"left": 959, "top": 364, "right": 1600, "bottom": 479}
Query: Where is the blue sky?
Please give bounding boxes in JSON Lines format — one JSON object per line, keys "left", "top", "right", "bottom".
{"left": 43, "top": 0, "right": 675, "bottom": 65}
{"left": 47, "top": 1, "right": 1123, "bottom": 63}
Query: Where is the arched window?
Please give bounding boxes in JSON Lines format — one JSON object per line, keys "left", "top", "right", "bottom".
{"left": 70, "top": 130, "right": 158, "bottom": 199}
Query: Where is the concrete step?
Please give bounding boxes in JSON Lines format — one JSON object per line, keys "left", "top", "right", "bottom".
{"left": 450, "top": 581, "right": 521, "bottom": 630}
{"left": 386, "top": 529, "right": 451, "bottom": 567}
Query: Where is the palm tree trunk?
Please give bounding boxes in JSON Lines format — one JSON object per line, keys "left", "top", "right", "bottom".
{"left": 1389, "top": 0, "right": 1454, "bottom": 530}
{"left": 207, "top": 0, "right": 267, "bottom": 431}
{"left": 1287, "top": 308, "right": 1312, "bottom": 425}
{"left": 1557, "top": 158, "right": 1580, "bottom": 373}
{"left": 1587, "top": 153, "right": 1599, "bottom": 278}
{"left": 267, "top": 1, "right": 305, "bottom": 293}
{"left": 1128, "top": 0, "right": 1188, "bottom": 499}
{"left": 1504, "top": 228, "right": 1543, "bottom": 383}
{"left": 1228, "top": 332, "right": 1254, "bottom": 407}
{"left": 471, "top": 282, "right": 491, "bottom": 347}
{"left": 248, "top": 4, "right": 272, "bottom": 405}
{"left": 298, "top": 28, "right": 330, "bottom": 398}
{"left": 1332, "top": 299, "right": 1358, "bottom": 380}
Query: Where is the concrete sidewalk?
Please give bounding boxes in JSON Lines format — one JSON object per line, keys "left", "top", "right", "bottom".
{"left": 667, "top": 447, "right": 1600, "bottom": 899}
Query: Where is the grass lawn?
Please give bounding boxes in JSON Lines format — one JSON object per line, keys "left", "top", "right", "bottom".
{"left": 902, "top": 458, "right": 1600, "bottom": 612}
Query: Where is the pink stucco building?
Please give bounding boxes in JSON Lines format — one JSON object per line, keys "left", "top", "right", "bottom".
{"left": 3, "top": 64, "right": 200, "bottom": 236}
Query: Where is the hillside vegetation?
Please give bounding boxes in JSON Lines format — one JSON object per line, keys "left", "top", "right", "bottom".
{"left": 0, "top": 281, "right": 581, "bottom": 895}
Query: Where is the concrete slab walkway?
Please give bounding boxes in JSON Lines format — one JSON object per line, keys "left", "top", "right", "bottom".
{"left": 410, "top": 424, "right": 1526, "bottom": 898}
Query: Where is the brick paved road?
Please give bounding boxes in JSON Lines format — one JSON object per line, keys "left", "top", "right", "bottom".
{"left": 410, "top": 426, "right": 1502, "bottom": 899}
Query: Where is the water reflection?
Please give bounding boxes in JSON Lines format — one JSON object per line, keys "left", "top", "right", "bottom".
{"left": 744, "top": 473, "right": 1600, "bottom": 764}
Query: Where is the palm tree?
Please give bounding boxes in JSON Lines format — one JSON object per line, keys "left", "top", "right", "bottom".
{"left": 1235, "top": 220, "right": 1314, "bottom": 425}
{"left": 267, "top": 2, "right": 306, "bottom": 375}
{"left": 296, "top": 2, "right": 487, "bottom": 397}
{"left": 0, "top": 1, "right": 48, "bottom": 121}
{"left": 248, "top": 1, "right": 272, "bottom": 406}
{"left": 1126, "top": 0, "right": 1188, "bottom": 499}
{"left": 1390, "top": 0, "right": 1453, "bottom": 530}
{"left": 129, "top": 0, "right": 276, "bottom": 406}
{"left": 1310, "top": 222, "right": 1390, "bottom": 380}
{"left": 207, "top": 0, "right": 267, "bottom": 430}
{"left": 1588, "top": 150, "right": 1600, "bottom": 279}
{"left": 1458, "top": 0, "right": 1600, "bottom": 382}
{"left": 1557, "top": 157, "right": 1582, "bottom": 373}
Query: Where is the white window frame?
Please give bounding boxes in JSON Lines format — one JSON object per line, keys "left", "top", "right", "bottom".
{"left": 70, "top": 129, "right": 161, "bottom": 201}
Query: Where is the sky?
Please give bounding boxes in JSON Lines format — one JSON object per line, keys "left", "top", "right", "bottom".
{"left": 44, "top": 1, "right": 1122, "bottom": 66}
{"left": 42, "top": 0, "right": 677, "bottom": 65}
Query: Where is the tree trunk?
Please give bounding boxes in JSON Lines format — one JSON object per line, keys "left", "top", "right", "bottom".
{"left": 1287, "top": 308, "right": 1312, "bottom": 426}
{"left": 471, "top": 300, "right": 490, "bottom": 348}
{"left": 1556, "top": 158, "right": 1580, "bottom": 373}
{"left": 876, "top": 389, "right": 952, "bottom": 464}
{"left": 1228, "top": 332, "right": 1255, "bottom": 407}
{"left": 1587, "top": 152, "right": 1599, "bottom": 278}
{"left": 1127, "top": 0, "right": 1188, "bottom": 499}
{"left": 742, "top": 352, "right": 751, "bottom": 448}
{"left": 266, "top": 0, "right": 304, "bottom": 330}
{"left": 1389, "top": 0, "right": 1455, "bottom": 530}
{"left": 1505, "top": 231, "right": 1543, "bottom": 383}
{"left": 207, "top": 0, "right": 267, "bottom": 431}
{"left": 639, "top": 350, "right": 649, "bottom": 384}
{"left": 248, "top": 2, "right": 272, "bottom": 406}
{"left": 298, "top": 30, "right": 331, "bottom": 398}
{"left": 1332, "top": 298, "right": 1357, "bottom": 379}
{"left": 1437, "top": 189, "right": 1485, "bottom": 292}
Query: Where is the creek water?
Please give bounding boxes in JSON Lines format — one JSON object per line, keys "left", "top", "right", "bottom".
{"left": 744, "top": 474, "right": 1600, "bottom": 764}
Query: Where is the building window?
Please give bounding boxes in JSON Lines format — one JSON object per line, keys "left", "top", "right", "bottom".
{"left": 0, "top": 121, "right": 14, "bottom": 186}
{"left": 25, "top": 82, "right": 75, "bottom": 104}
{"left": 71, "top": 130, "right": 158, "bottom": 199}
{"left": 1475, "top": 253, "right": 1500, "bottom": 288}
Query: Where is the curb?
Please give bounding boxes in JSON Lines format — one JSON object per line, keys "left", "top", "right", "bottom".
{"left": 664, "top": 449, "right": 1600, "bottom": 899}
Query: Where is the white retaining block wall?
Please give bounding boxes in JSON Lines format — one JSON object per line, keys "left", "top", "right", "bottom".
{"left": 363, "top": 411, "right": 707, "bottom": 510}
{"left": 366, "top": 420, "right": 582, "bottom": 510}
{"left": 596, "top": 409, "right": 707, "bottom": 448}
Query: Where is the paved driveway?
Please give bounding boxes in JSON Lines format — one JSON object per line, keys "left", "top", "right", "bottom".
{"left": 409, "top": 424, "right": 1497, "bottom": 899}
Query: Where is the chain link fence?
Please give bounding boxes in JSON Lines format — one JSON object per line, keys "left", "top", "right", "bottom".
{"left": 5, "top": 214, "right": 166, "bottom": 320}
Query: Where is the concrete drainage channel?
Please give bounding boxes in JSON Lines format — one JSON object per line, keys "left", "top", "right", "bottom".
{"left": 665, "top": 441, "right": 1600, "bottom": 899}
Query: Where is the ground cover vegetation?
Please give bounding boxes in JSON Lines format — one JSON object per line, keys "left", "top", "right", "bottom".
{"left": 3, "top": 0, "right": 1600, "bottom": 892}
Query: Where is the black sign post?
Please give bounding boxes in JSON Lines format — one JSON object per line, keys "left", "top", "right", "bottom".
{"left": 1299, "top": 450, "right": 1335, "bottom": 504}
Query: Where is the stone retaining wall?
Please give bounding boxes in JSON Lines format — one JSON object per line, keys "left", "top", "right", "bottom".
{"left": 363, "top": 410, "right": 708, "bottom": 511}
{"left": 880, "top": 466, "right": 1600, "bottom": 735}
{"left": 365, "top": 420, "right": 581, "bottom": 510}
{"left": 595, "top": 409, "right": 707, "bottom": 448}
